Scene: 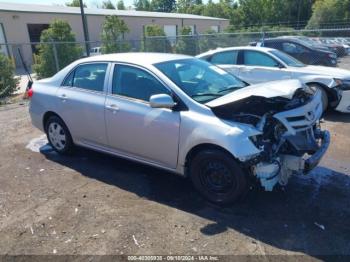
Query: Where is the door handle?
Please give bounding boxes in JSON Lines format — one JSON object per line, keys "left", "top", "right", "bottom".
{"left": 59, "top": 94, "right": 68, "bottom": 102}
{"left": 106, "top": 104, "right": 119, "bottom": 112}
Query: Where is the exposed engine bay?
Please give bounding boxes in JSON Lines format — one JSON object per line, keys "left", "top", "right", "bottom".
{"left": 210, "top": 85, "right": 330, "bottom": 191}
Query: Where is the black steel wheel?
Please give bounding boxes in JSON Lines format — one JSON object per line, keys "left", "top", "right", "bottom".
{"left": 189, "top": 149, "right": 248, "bottom": 205}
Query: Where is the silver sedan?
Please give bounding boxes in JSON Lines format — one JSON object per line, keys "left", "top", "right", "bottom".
{"left": 29, "top": 53, "right": 329, "bottom": 205}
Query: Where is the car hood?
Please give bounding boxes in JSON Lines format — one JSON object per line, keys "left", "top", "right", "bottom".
{"left": 206, "top": 79, "right": 303, "bottom": 108}
{"left": 290, "top": 65, "right": 350, "bottom": 79}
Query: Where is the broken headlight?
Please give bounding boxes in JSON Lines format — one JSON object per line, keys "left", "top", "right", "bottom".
{"left": 335, "top": 78, "right": 350, "bottom": 90}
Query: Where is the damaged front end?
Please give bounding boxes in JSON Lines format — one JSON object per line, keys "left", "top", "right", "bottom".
{"left": 211, "top": 85, "right": 330, "bottom": 191}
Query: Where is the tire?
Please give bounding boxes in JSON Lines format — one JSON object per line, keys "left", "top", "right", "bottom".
{"left": 189, "top": 149, "right": 248, "bottom": 205}
{"left": 308, "top": 84, "right": 328, "bottom": 112}
{"left": 45, "top": 115, "right": 74, "bottom": 154}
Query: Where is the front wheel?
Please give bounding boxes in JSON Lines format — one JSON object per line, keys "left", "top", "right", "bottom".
{"left": 45, "top": 115, "right": 74, "bottom": 154}
{"left": 189, "top": 149, "right": 248, "bottom": 205}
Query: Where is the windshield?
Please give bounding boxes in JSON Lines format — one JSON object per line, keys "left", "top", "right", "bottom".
{"left": 155, "top": 58, "right": 247, "bottom": 103}
{"left": 269, "top": 50, "right": 305, "bottom": 67}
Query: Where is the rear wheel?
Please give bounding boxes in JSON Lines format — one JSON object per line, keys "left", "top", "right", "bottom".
{"left": 45, "top": 115, "right": 74, "bottom": 154}
{"left": 189, "top": 149, "right": 248, "bottom": 205}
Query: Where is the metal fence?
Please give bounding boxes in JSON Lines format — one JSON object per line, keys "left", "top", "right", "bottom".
{"left": 1, "top": 28, "right": 350, "bottom": 74}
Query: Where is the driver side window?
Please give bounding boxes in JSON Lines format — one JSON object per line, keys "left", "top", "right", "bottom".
{"left": 243, "top": 50, "right": 278, "bottom": 67}
{"left": 112, "top": 65, "right": 170, "bottom": 102}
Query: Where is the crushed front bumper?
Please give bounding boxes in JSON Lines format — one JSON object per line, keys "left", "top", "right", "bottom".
{"left": 304, "top": 130, "right": 331, "bottom": 172}
{"left": 253, "top": 130, "right": 330, "bottom": 191}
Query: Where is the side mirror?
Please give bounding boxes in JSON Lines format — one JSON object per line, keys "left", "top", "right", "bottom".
{"left": 150, "top": 94, "right": 176, "bottom": 109}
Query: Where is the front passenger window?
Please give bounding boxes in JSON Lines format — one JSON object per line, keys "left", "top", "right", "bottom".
{"left": 243, "top": 50, "right": 278, "bottom": 67}
{"left": 112, "top": 65, "right": 171, "bottom": 102}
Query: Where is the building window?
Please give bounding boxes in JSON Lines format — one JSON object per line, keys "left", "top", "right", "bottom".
{"left": 210, "top": 25, "right": 219, "bottom": 33}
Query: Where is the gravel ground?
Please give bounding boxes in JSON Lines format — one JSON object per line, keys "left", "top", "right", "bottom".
{"left": 0, "top": 57, "right": 349, "bottom": 261}
{"left": 0, "top": 103, "right": 349, "bottom": 260}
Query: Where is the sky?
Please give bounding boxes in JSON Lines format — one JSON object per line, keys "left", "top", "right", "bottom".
{"left": 0, "top": 0, "right": 214, "bottom": 10}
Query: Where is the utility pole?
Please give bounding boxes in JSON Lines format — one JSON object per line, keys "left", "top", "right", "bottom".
{"left": 79, "top": 0, "right": 90, "bottom": 56}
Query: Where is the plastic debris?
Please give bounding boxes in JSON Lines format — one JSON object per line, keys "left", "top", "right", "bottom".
{"left": 75, "top": 208, "right": 78, "bottom": 214}
{"left": 53, "top": 249, "right": 57, "bottom": 254}
{"left": 132, "top": 235, "right": 139, "bottom": 247}
{"left": 39, "top": 169, "right": 45, "bottom": 172}
{"left": 30, "top": 226, "right": 34, "bottom": 235}
{"left": 314, "top": 222, "right": 325, "bottom": 230}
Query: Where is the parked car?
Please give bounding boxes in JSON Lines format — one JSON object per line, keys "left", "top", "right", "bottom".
{"left": 90, "top": 47, "right": 102, "bottom": 56}
{"left": 250, "top": 38, "right": 337, "bottom": 67}
{"left": 277, "top": 36, "right": 332, "bottom": 53}
{"left": 197, "top": 46, "right": 350, "bottom": 113}
{"left": 28, "top": 53, "right": 329, "bottom": 205}
{"left": 319, "top": 39, "right": 347, "bottom": 57}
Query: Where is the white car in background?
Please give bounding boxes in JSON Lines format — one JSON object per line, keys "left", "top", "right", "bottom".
{"left": 197, "top": 46, "right": 350, "bottom": 113}
{"left": 90, "top": 47, "right": 102, "bottom": 56}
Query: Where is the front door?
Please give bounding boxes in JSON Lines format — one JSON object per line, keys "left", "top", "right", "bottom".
{"left": 238, "top": 50, "right": 292, "bottom": 84}
{"left": 105, "top": 64, "right": 180, "bottom": 169}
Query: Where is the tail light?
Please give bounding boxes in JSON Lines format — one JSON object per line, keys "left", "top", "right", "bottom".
{"left": 24, "top": 80, "right": 33, "bottom": 99}
{"left": 27, "top": 88, "right": 33, "bottom": 98}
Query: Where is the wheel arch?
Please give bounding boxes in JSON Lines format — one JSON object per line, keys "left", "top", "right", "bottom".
{"left": 305, "top": 81, "right": 338, "bottom": 104}
{"left": 184, "top": 143, "right": 236, "bottom": 176}
{"left": 43, "top": 111, "right": 67, "bottom": 133}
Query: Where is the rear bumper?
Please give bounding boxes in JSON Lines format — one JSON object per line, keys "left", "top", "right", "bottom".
{"left": 304, "top": 130, "right": 330, "bottom": 172}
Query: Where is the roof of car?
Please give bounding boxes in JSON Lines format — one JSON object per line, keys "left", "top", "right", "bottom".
{"left": 196, "top": 46, "right": 276, "bottom": 57}
{"left": 76, "top": 52, "right": 193, "bottom": 66}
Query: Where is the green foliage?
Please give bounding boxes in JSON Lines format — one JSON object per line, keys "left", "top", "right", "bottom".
{"left": 142, "top": 25, "right": 172, "bottom": 53}
{"left": 102, "top": 0, "right": 116, "bottom": 9}
{"left": 33, "top": 20, "right": 82, "bottom": 79}
{"left": 134, "top": 0, "right": 152, "bottom": 11}
{"left": 65, "top": 0, "right": 86, "bottom": 7}
{"left": 101, "top": 16, "right": 131, "bottom": 54}
{"left": 175, "top": 27, "right": 197, "bottom": 55}
{"left": 0, "top": 53, "right": 18, "bottom": 98}
{"left": 151, "top": 0, "right": 176, "bottom": 12}
{"left": 307, "top": 0, "right": 350, "bottom": 29}
{"left": 198, "top": 29, "right": 218, "bottom": 53}
{"left": 117, "top": 0, "right": 126, "bottom": 10}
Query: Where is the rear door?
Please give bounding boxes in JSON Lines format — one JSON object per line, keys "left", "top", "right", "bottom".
{"left": 56, "top": 62, "right": 109, "bottom": 146}
{"left": 208, "top": 50, "right": 241, "bottom": 76}
{"left": 239, "top": 50, "right": 292, "bottom": 84}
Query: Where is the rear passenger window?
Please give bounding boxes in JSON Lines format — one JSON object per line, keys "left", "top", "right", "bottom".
{"left": 210, "top": 51, "right": 238, "bottom": 65}
{"left": 62, "top": 63, "right": 108, "bottom": 92}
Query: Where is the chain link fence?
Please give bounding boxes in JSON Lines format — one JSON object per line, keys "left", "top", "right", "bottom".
{"left": 1, "top": 28, "right": 350, "bottom": 75}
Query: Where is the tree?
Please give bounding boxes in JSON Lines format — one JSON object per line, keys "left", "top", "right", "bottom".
{"left": 0, "top": 53, "right": 19, "bottom": 98}
{"left": 198, "top": 29, "right": 217, "bottom": 53}
{"left": 142, "top": 25, "right": 172, "bottom": 52}
{"left": 117, "top": 0, "right": 126, "bottom": 10}
{"left": 175, "top": 26, "right": 196, "bottom": 55}
{"left": 66, "top": 0, "right": 86, "bottom": 7}
{"left": 33, "top": 20, "right": 82, "bottom": 79}
{"left": 102, "top": 0, "right": 116, "bottom": 9}
{"left": 307, "top": 0, "right": 350, "bottom": 29}
{"left": 151, "top": 0, "right": 176, "bottom": 12}
{"left": 134, "top": 0, "right": 152, "bottom": 11}
{"left": 101, "top": 16, "right": 131, "bottom": 54}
